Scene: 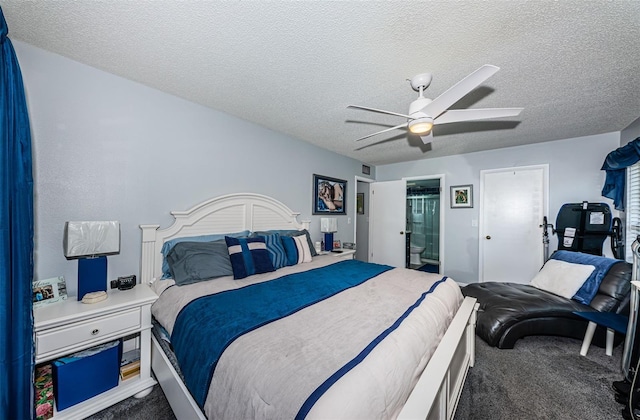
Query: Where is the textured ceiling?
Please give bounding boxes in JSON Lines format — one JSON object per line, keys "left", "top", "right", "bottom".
{"left": 3, "top": 1, "right": 639, "bottom": 166}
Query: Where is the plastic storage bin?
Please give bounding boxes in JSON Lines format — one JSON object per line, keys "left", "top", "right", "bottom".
{"left": 52, "top": 340, "right": 121, "bottom": 411}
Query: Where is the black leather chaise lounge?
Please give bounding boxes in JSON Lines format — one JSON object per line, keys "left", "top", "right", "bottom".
{"left": 462, "top": 258, "right": 631, "bottom": 349}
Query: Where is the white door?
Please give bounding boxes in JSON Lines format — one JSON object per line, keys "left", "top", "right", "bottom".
{"left": 480, "top": 165, "right": 548, "bottom": 283}
{"left": 369, "top": 180, "right": 406, "bottom": 267}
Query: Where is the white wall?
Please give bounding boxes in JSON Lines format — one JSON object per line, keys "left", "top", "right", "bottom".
{"left": 376, "top": 132, "right": 621, "bottom": 284}
{"left": 622, "top": 117, "right": 640, "bottom": 144}
{"left": 15, "top": 41, "right": 373, "bottom": 296}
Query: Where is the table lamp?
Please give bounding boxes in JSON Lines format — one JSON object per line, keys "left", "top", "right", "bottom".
{"left": 320, "top": 217, "right": 338, "bottom": 251}
{"left": 63, "top": 221, "right": 120, "bottom": 300}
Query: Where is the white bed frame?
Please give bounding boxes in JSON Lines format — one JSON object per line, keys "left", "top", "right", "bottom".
{"left": 140, "top": 193, "right": 478, "bottom": 420}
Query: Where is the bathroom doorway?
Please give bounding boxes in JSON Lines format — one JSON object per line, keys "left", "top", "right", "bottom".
{"left": 405, "top": 176, "right": 443, "bottom": 273}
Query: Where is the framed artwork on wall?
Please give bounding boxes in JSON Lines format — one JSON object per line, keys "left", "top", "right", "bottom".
{"left": 313, "top": 174, "right": 347, "bottom": 215}
{"left": 357, "top": 193, "right": 365, "bottom": 215}
{"left": 450, "top": 185, "right": 473, "bottom": 208}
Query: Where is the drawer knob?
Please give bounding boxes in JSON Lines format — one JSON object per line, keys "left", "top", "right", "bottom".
{"left": 91, "top": 329, "right": 99, "bottom": 336}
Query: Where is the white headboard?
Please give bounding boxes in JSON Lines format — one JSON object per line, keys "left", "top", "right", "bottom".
{"left": 140, "top": 193, "right": 310, "bottom": 284}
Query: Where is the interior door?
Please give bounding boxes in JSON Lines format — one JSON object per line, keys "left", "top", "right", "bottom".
{"left": 369, "top": 180, "right": 406, "bottom": 267}
{"left": 480, "top": 165, "right": 548, "bottom": 283}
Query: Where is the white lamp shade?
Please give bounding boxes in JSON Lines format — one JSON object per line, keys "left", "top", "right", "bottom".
{"left": 63, "top": 221, "right": 120, "bottom": 258}
{"left": 320, "top": 217, "right": 338, "bottom": 233}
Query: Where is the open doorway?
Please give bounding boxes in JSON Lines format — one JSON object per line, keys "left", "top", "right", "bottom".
{"left": 405, "top": 175, "right": 444, "bottom": 274}
{"left": 354, "top": 177, "right": 373, "bottom": 262}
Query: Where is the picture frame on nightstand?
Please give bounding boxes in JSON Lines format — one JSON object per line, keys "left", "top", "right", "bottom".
{"left": 33, "top": 276, "right": 68, "bottom": 308}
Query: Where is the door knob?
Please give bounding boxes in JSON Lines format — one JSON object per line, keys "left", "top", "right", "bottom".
{"left": 486, "top": 235, "right": 491, "bottom": 240}
{"left": 400, "top": 231, "right": 404, "bottom": 235}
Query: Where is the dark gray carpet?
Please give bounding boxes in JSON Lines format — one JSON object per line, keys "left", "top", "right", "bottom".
{"left": 85, "top": 385, "right": 175, "bottom": 420}
{"left": 454, "top": 335, "right": 625, "bottom": 420}
{"left": 88, "top": 335, "right": 626, "bottom": 419}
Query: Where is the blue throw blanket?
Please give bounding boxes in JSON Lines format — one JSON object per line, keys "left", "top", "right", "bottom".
{"left": 171, "top": 260, "right": 393, "bottom": 407}
{"left": 551, "top": 250, "right": 620, "bottom": 305}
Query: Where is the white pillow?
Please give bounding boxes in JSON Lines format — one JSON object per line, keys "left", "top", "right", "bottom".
{"left": 292, "top": 235, "right": 313, "bottom": 263}
{"left": 530, "top": 259, "right": 595, "bottom": 299}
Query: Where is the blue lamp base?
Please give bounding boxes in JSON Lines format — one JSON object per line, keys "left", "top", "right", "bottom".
{"left": 324, "top": 232, "right": 334, "bottom": 251}
{"left": 77, "top": 256, "right": 108, "bottom": 300}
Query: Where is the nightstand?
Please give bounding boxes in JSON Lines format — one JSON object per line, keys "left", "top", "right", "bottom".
{"left": 34, "top": 285, "right": 158, "bottom": 419}
{"left": 331, "top": 249, "right": 356, "bottom": 260}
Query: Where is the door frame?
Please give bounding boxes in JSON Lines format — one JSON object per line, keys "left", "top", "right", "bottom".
{"left": 353, "top": 176, "right": 374, "bottom": 260}
{"left": 478, "top": 164, "right": 549, "bottom": 283}
{"left": 404, "top": 174, "right": 445, "bottom": 274}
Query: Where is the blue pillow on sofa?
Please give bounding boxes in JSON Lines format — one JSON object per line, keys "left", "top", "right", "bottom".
{"left": 225, "top": 236, "right": 275, "bottom": 279}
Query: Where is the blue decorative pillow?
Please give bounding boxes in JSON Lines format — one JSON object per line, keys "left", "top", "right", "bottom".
{"left": 160, "top": 230, "right": 250, "bottom": 279}
{"left": 225, "top": 236, "right": 275, "bottom": 279}
{"left": 252, "top": 229, "right": 318, "bottom": 257}
{"left": 281, "top": 235, "right": 312, "bottom": 266}
{"left": 261, "top": 233, "right": 288, "bottom": 270}
{"left": 280, "top": 236, "right": 299, "bottom": 266}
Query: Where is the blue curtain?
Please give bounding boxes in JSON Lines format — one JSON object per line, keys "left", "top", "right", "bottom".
{"left": 0, "top": 7, "right": 35, "bottom": 420}
{"left": 601, "top": 137, "right": 640, "bottom": 211}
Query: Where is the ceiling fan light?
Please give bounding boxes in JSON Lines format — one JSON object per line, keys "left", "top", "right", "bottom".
{"left": 408, "top": 117, "right": 434, "bottom": 134}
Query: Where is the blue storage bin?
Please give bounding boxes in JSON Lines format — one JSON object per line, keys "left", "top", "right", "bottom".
{"left": 52, "top": 340, "right": 121, "bottom": 411}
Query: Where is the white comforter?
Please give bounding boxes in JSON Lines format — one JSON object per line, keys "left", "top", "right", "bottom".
{"left": 151, "top": 256, "right": 463, "bottom": 419}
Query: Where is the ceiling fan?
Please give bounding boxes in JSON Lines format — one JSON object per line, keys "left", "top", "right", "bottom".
{"left": 348, "top": 64, "right": 523, "bottom": 144}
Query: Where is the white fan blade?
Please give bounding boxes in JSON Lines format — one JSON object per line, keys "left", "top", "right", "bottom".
{"left": 355, "top": 122, "right": 408, "bottom": 141}
{"left": 434, "top": 108, "right": 523, "bottom": 125}
{"left": 421, "top": 64, "right": 500, "bottom": 119}
{"left": 348, "top": 105, "right": 414, "bottom": 120}
{"left": 419, "top": 131, "right": 433, "bottom": 144}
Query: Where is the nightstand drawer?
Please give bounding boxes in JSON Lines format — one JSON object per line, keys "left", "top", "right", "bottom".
{"left": 36, "top": 308, "right": 140, "bottom": 357}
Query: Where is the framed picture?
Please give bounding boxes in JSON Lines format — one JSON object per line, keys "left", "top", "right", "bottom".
{"left": 333, "top": 240, "right": 342, "bottom": 249}
{"left": 450, "top": 184, "right": 473, "bottom": 208}
{"left": 33, "top": 276, "right": 68, "bottom": 308}
{"left": 357, "top": 193, "right": 365, "bottom": 215}
{"left": 313, "top": 174, "right": 347, "bottom": 215}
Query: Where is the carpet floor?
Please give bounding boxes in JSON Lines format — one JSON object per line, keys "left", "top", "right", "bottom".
{"left": 454, "top": 335, "right": 626, "bottom": 420}
{"left": 88, "top": 335, "right": 627, "bottom": 419}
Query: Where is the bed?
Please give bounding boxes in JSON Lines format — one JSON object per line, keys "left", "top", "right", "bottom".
{"left": 140, "top": 193, "right": 478, "bottom": 419}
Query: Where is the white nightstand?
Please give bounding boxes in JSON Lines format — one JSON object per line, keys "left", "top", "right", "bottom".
{"left": 34, "top": 285, "right": 158, "bottom": 419}
{"left": 329, "top": 249, "right": 356, "bottom": 260}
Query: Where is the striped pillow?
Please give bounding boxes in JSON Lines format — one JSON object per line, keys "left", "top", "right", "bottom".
{"left": 261, "top": 233, "right": 288, "bottom": 270}
{"left": 225, "top": 236, "right": 275, "bottom": 279}
{"left": 281, "top": 235, "right": 313, "bottom": 266}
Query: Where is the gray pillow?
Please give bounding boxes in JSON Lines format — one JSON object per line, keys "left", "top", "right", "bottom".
{"left": 166, "top": 240, "right": 232, "bottom": 285}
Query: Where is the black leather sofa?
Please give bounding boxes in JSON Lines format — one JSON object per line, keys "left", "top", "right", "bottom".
{"left": 462, "top": 260, "right": 632, "bottom": 348}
